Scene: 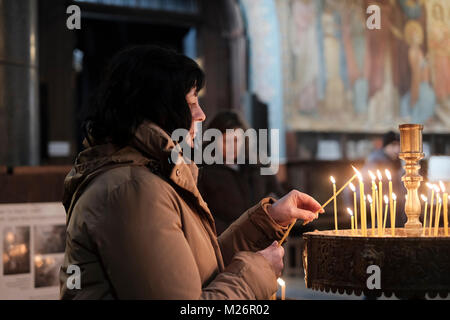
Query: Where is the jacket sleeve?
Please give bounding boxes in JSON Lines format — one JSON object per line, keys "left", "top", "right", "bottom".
{"left": 218, "top": 198, "right": 288, "bottom": 267}
{"left": 93, "top": 176, "right": 277, "bottom": 299}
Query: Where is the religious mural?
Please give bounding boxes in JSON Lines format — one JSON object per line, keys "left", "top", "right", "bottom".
{"left": 277, "top": 0, "right": 450, "bottom": 133}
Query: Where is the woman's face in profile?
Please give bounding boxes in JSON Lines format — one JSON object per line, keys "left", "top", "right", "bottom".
{"left": 186, "top": 87, "right": 206, "bottom": 147}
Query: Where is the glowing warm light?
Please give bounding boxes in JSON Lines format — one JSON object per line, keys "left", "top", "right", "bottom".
{"left": 35, "top": 255, "right": 43, "bottom": 268}
{"left": 439, "top": 181, "right": 446, "bottom": 193}
{"left": 385, "top": 169, "right": 392, "bottom": 181}
{"left": 377, "top": 170, "right": 383, "bottom": 181}
{"left": 352, "top": 166, "right": 363, "bottom": 181}
{"left": 330, "top": 176, "right": 336, "bottom": 184}
{"left": 368, "top": 194, "right": 373, "bottom": 203}
{"left": 19, "top": 244, "right": 27, "bottom": 255}
{"left": 426, "top": 182, "right": 433, "bottom": 189}
{"left": 421, "top": 194, "right": 427, "bottom": 202}
{"left": 347, "top": 208, "right": 353, "bottom": 216}
{"left": 438, "top": 194, "right": 442, "bottom": 203}
{"left": 349, "top": 182, "right": 356, "bottom": 192}
{"left": 434, "top": 185, "right": 441, "bottom": 193}
{"left": 368, "top": 170, "right": 376, "bottom": 181}
{"left": 5, "top": 232, "right": 14, "bottom": 243}
{"left": 277, "top": 278, "right": 285, "bottom": 286}
{"left": 392, "top": 193, "right": 397, "bottom": 201}
{"left": 384, "top": 195, "right": 389, "bottom": 204}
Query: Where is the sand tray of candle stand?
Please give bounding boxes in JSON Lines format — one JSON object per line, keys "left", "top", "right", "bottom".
{"left": 302, "top": 228, "right": 450, "bottom": 299}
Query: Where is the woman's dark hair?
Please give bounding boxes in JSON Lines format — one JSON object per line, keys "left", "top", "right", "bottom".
{"left": 82, "top": 45, "right": 205, "bottom": 146}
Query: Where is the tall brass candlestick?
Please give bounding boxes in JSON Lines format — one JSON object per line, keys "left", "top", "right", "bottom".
{"left": 399, "top": 124, "right": 424, "bottom": 236}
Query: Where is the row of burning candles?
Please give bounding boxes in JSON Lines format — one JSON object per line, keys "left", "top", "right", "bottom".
{"left": 278, "top": 166, "right": 449, "bottom": 246}
{"left": 329, "top": 166, "right": 448, "bottom": 237}
{"left": 422, "top": 182, "right": 449, "bottom": 236}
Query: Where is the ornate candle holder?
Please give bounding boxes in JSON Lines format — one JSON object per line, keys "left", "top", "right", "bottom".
{"left": 302, "top": 124, "right": 450, "bottom": 299}
{"left": 399, "top": 124, "right": 424, "bottom": 236}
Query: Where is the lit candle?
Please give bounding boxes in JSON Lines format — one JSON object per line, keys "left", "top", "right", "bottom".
{"left": 330, "top": 176, "right": 337, "bottom": 231}
{"left": 353, "top": 167, "right": 367, "bottom": 236}
{"left": 433, "top": 185, "right": 441, "bottom": 236}
{"left": 367, "top": 194, "right": 374, "bottom": 236}
{"left": 363, "top": 194, "right": 367, "bottom": 232}
{"left": 385, "top": 169, "right": 395, "bottom": 236}
{"left": 434, "top": 193, "right": 442, "bottom": 236}
{"left": 286, "top": 171, "right": 359, "bottom": 245}
{"left": 421, "top": 194, "right": 428, "bottom": 236}
{"left": 383, "top": 195, "right": 389, "bottom": 234}
{"left": 427, "top": 183, "right": 435, "bottom": 236}
{"left": 347, "top": 208, "right": 355, "bottom": 235}
{"left": 349, "top": 182, "right": 358, "bottom": 231}
{"left": 366, "top": 194, "right": 374, "bottom": 235}
{"left": 440, "top": 181, "right": 448, "bottom": 236}
{"left": 277, "top": 278, "right": 286, "bottom": 300}
{"left": 392, "top": 193, "right": 397, "bottom": 231}
{"left": 374, "top": 185, "right": 380, "bottom": 232}
{"left": 368, "top": 171, "right": 380, "bottom": 236}
{"left": 377, "top": 170, "right": 383, "bottom": 236}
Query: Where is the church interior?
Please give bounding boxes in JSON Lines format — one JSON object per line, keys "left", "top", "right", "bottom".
{"left": 0, "top": 0, "right": 449, "bottom": 301}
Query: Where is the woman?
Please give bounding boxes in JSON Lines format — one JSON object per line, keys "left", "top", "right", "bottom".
{"left": 60, "top": 46, "right": 322, "bottom": 299}
{"left": 198, "top": 111, "right": 285, "bottom": 235}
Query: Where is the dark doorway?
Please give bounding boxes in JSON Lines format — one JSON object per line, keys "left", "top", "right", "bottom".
{"left": 75, "top": 18, "right": 192, "bottom": 151}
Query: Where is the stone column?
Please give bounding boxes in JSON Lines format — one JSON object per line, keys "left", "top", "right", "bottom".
{"left": 0, "top": 0, "right": 39, "bottom": 166}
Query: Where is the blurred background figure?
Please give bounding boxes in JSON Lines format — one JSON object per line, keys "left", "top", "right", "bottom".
{"left": 363, "top": 131, "right": 406, "bottom": 227}
{"left": 364, "top": 131, "right": 401, "bottom": 171}
{"left": 198, "top": 111, "right": 285, "bottom": 235}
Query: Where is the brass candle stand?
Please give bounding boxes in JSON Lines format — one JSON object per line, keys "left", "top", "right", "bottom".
{"left": 301, "top": 124, "right": 450, "bottom": 299}
{"left": 399, "top": 124, "right": 424, "bottom": 236}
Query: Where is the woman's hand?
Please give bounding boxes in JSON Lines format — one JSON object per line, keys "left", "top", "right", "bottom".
{"left": 257, "top": 241, "right": 284, "bottom": 277}
{"left": 267, "top": 190, "right": 324, "bottom": 227}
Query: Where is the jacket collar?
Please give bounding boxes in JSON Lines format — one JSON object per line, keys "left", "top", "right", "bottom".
{"left": 132, "top": 122, "right": 216, "bottom": 229}
{"left": 65, "top": 121, "right": 213, "bottom": 223}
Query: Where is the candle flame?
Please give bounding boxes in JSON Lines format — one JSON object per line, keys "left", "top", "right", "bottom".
{"left": 277, "top": 278, "right": 285, "bottom": 286}
{"left": 367, "top": 194, "right": 373, "bottom": 203}
{"left": 384, "top": 195, "right": 389, "bottom": 204}
{"left": 421, "top": 194, "right": 427, "bottom": 202}
{"left": 349, "top": 183, "right": 356, "bottom": 192}
{"left": 330, "top": 176, "right": 336, "bottom": 184}
{"left": 426, "top": 182, "right": 433, "bottom": 189}
{"left": 376, "top": 169, "right": 383, "bottom": 181}
{"left": 385, "top": 169, "right": 392, "bottom": 181}
{"left": 439, "top": 181, "right": 446, "bottom": 193}
{"left": 368, "top": 170, "right": 376, "bottom": 181}
{"left": 434, "top": 184, "right": 441, "bottom": 193}
{"left": 352, "top": 166, "right": 363, "bottom": 181}
{"left": 438, "top": 194, "right": 442, "bottom": 203}
{"left": 393, "top": 193, "right": 397, "bottom": 201}
{"left": 347, "top": 208, "right": 353, "bottom": 216}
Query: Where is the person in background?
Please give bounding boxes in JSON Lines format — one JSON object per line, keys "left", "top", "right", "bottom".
{"left": 198, "top": 111, "right": 285, "bottom": 235}
{"left": 365, "top": 131, "right": 401, "bottom": 170}
{"left": 363, "top": 131, "right": 406, "bottom": 227}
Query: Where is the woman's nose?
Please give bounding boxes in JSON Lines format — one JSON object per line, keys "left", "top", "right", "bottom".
{"left": 193, "top": 104, "right": 206, "bottom": 123}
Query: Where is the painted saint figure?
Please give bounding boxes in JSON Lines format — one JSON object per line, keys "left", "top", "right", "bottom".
{"left": 400, "top": 20, "right": 436, "bottom": 124}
